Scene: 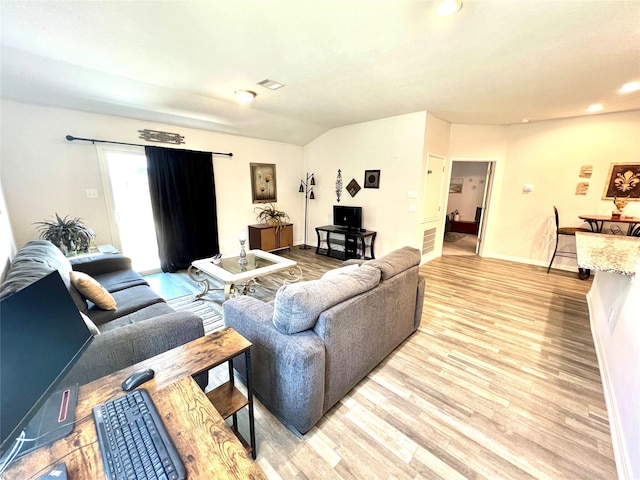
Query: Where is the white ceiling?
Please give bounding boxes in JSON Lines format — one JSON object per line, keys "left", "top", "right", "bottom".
{"left": 1, "top": 1, "right": 639, "bottom": 145}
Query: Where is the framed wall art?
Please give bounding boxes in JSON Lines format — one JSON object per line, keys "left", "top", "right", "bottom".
{"left": 346, "top": 178, "right": 361, "bottom": 197}
{"left": 250, "top": 163, "right": 277, "bottom": 203}
{"left": 364, "top": 169, "right": 380, "bottom": 188}
{"left": 602, "top": 162, "right": 640, "bottom": 200}
{"left": 449, "top": 177, "right": 463, "bottom": 194}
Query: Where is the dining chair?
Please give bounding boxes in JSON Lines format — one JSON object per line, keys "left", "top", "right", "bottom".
{"left": 547, "top": 206, "right": 590, "bottom": 277}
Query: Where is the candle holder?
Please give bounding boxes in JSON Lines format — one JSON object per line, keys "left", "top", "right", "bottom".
{"left": 238, "top": 238, "right": 248, "bottom": 265}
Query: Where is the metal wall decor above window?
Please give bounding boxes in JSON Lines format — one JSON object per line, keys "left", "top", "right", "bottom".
{"left": 138, "top": 129, "right": 185, "bottom": 145}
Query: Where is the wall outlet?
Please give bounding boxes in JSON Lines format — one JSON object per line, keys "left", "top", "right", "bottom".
{"left": 408, "top": 204, "right": 417, "bottom": 213}
{"left": 85, "top": 188, "right": 99, "bottom": 199}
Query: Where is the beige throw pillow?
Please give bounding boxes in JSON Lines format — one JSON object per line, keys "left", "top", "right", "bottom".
{"left": 70, "top": 271, "right": 117, "bottom": 311}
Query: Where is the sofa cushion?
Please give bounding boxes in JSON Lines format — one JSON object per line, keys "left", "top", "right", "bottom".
{"left": 98, "top": 302, "right": 175, "bottom": 332}
{"left": 93, "top": 269, "right": 149, "bottom": 293}
{"left": 273, "top": 265, "right": 380, "bottom": 334}
{"left": 86, "top": 285, "right": 166, "bottom": 326}
{"left": 363, "top": 246, "right": 421, "bottom": 281}
{"left": 70, "top": 271, "right": 117, "bottom": 310}
{"left": 0, "top": 240, "right": 87, "bottom": 312}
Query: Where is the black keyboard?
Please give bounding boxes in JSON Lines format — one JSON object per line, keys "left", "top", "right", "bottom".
{"left": 93, "top": 389, "right": 186, "bottom": 480}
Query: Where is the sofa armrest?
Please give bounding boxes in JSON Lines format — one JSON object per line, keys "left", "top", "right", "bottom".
{"left": 223, "top": 296, "right": 326, "bottom": 434}
{"left": 341, "top": 259, "right": 366, "bottom": 267}
{"left": 62, "top": 311, "right": 205, "bottom": 388}
{"left": 414, "top": 274, "right": 426, "bottom": 331}
{"left": 70, "top": 253, "right": 133, "bottom": 276}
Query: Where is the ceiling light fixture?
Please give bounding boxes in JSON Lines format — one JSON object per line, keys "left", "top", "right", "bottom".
{"left": 587, "top": 104, "right": 603, "bottom": 113}
{"left": 436, "top": 0, "right": 463, "bottom": 16}
{"left": 235, "top": 90, "right": 257, "bottom": 105}
{"left": 619, "top": 82, "right": 640, "bottom": 93}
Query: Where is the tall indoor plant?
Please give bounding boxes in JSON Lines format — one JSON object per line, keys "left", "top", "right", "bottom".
{"left": 35, "top": 213, "right": 96, "bottom": 256}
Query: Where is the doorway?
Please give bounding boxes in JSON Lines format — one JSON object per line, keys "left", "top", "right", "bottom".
{"left": 97, "top": 146, "right": 160, "bottom": 273}
{"left": 443, "top": 160, "right": 494, "bottom": 256}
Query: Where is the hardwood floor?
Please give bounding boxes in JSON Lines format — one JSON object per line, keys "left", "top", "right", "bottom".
{"left": 442, "top": 233, "right": 478, "bottom": 256}
{"left": 150, "top": 249, "right": 616, "bottom": 479}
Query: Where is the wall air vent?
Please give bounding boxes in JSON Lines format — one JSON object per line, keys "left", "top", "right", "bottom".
{"left": 257, "top": 79, "right": 285, "bottom": 90}
{"left": 422, "top": 228, "right": 436, "bottom": 255}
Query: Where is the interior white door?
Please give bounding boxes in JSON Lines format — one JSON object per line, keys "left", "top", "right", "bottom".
{"left": 422, "top": 154, "right": 446, "bottom": 223}
{"left": 476, "top": 162, "right": 495, "bottom": 255}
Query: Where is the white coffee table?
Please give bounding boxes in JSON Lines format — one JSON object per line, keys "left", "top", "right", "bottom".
{"left": 188, "top": 249, "right": 299, "bottom": 299}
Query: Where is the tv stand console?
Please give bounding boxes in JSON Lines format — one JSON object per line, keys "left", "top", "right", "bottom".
{"left": 315, "top": 225, "right": 377, "bottom": 260}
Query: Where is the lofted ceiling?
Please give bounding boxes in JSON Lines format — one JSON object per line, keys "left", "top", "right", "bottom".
{"left": 1, "top": 0, "right": 639, "bottom": 146}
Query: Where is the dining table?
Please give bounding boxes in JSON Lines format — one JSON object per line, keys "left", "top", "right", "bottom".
{"left": 578, "top": 214, "right": 640, "bottom": 236}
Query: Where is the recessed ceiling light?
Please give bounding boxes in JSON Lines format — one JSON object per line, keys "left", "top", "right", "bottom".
{"left": 522, "top": 118, "right": 531, "bottom": 123}
{"left": 436, "top": 0, "right": 463, "bottom": 16}
{"left": 257, "top": 79, "right": 285, "bottom": 90}
{"left": 587, "top": 104, "right": 603, "bottom": 112}
{"left": 620, "top": 82, "right": 640, "bottom": 93}
{"left": 235, "top": 90, "right": 256, "bottom": 105}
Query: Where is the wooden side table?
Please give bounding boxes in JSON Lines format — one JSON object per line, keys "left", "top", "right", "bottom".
{"left": 205, "top": 334, "right": 256, "bottom": 458}
{"left": 248, "top": 223, "right": 293, "bottom": 252}
{"left": 4, "top": 328, "right": 263, "bottom": 478}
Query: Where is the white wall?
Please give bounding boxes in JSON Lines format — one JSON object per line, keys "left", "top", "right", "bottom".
{"left": 304, "top": 112, "right": 427, "bottom": 255}
{"left": 587, "top": 267, "right": 640, "bottom": 479}
{"left": 0, "top": 100, "right": 304, "bottom": 257}
{"left": 0, "top": 180, "right": 16, "bottom": 280}
{"left": 449, "top": 111, "right": 640, "bottom": 270}
{"left": 2, "top": 100, "right": 637, "bottom": 272}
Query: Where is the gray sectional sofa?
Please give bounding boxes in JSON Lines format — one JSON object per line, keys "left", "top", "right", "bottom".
{"left": 1, "top": 240, "right": 206, "bottom": 387}
{"left": 223, "top": 246, "right": 425, "bottom": 434}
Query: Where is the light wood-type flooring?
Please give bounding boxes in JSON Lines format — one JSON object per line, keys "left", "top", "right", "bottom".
{"left": 149, "top": 249, "right": 616, "bottom": 479}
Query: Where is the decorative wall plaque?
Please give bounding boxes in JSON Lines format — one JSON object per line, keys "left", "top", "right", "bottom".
{"left": 346, "top": 178, "right": 361, "bottom": 197}
{"left": 579, "top": 165, "right": 593, "bottom": 178}
{"left": 138, "top": 129, "right": 185, "bottom": 145}
{"left": 336, "top": 169, "right": 343, "bottom": 203}
{"left": 575, "top": 182, "right": 589, "bottom": 195}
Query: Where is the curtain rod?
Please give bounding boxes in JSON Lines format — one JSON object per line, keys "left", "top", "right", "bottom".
{"left": 65, "top": 135, "right": 233, "bottom": 157}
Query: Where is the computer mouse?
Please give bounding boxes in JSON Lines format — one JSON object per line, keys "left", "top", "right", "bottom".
{"left": 121, "top": 368, "right": 155, "bottom": 391}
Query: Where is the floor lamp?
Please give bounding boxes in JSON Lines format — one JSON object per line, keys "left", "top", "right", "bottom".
{"left": 299, "top": 173, "right": 315, "bottom": 249}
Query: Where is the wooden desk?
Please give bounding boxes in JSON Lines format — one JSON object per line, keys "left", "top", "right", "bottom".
{"left": 579, "top": 214, "right": 640, "bottom": 236}
{"left": 5, "top": 328, "right": 266, "bottom": 480}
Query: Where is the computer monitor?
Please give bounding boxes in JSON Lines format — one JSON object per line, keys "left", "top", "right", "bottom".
{"left": 0, "top": 271, "right": 94, "bottom": 457}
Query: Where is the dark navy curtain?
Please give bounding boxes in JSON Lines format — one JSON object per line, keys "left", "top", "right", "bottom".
{"left": 145, "top": 146, "right": 219, "bottom": 272}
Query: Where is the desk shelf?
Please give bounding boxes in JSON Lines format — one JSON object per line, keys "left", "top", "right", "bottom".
{"left": 206, "top": 382, "right": 249, "bottom": 419}
{"left": 203, "top": 336, "right": 256, "bottom": 459}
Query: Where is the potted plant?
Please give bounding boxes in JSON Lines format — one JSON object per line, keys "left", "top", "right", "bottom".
{"left": 35, "top": 213, "right": 96, "bottom": 256}
{"left": 254, "top": 203, "right": 290, "bottom": 227}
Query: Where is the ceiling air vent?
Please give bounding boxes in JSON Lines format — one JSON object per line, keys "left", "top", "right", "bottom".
{"left": 257, "top": 79, "right": 285, "bottom": 90}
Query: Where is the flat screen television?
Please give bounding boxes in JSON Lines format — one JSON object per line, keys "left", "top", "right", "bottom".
{"left": 333, "top": 205, "right": 362, "bottom": 231}
{"left": 0, "top": 271, "right": 94, "bottom": 458}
